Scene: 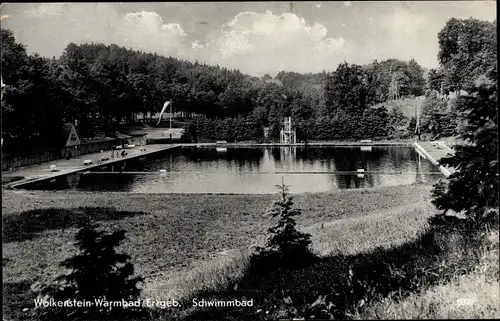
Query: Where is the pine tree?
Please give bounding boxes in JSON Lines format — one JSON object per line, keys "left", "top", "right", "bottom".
{"left": 34, "top": 221, "right": 146, "bottom": 320}
{"left": 388, "top": 105, "right": 409, "bottom": 138}
{"left": 255, "top": 179, "right": 312, "bottom": 267}
{"left": 431, "top": 72, "right": 498, "bottom": 229}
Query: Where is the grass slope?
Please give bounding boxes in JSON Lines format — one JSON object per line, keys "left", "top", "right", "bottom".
{"left": 3, "top": 185, "right": 432, "bottom": 320}
{"left": 173, "top": 217, "right": 491, "bottom": 320}
{"left": 373, "top": 97, "right": 424, "bottom": 118}
{"left": 2, "top": 185, "right": 432, "bottom": 283}
{"left": 3, "top": 184, "right": 497, "bottom": 320}
{"left": 354, "top": 231, "right": 499, "bottom": 319}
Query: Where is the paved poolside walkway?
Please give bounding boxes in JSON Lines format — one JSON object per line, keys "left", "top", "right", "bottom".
{"left": 3, "top": 144, "right": 180, "bottom": 188}
{"left": 414, "top": 141, "right": 456, "bottom": 177}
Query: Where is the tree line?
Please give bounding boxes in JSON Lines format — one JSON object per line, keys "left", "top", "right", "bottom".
{"left": 5, "top": 17, "right": 493, "bottom": 151}
{"left": 418, "top": 18, "right": 496, "bottom": 139}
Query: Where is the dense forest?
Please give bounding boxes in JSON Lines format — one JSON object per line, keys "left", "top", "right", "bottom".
{"left": 1, "top": 17, "right": 496, "bottom": 154}
{"left": 419, "top": 17, "right": 497, "bottom": 138}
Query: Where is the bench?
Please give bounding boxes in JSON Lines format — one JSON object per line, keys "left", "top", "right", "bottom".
{"left": 430, "top": 142, "right": 442, "bottom": 149}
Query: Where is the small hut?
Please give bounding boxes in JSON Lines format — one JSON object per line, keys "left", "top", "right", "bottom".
{"left": 125, "top": 131, "right": 148, "bottom": 146}
{"left": 61, "top": 123, "right": 81, "bottom": 158}
{"left": 113, "top": 132, "right": 132, "bottom": 147}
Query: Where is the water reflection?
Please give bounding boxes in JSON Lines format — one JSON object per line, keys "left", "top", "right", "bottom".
{"left": 22, "top": 146, "right": 443, "bottom": 193}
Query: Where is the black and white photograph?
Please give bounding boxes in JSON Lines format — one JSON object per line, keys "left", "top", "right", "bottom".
{"left": 1, "top": 1, "right": 498, "bottom": 320}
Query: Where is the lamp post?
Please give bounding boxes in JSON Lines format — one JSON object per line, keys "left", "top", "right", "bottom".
{"left": 415, "top": 101, "right": 421, "bottom": 140}
{"left": 169, "top": 101, "right": 173, "bottom": 144}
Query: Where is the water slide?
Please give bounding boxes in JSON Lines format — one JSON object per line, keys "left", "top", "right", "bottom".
{"left": 156, "top": 101, "right": 171, "bottom": 126}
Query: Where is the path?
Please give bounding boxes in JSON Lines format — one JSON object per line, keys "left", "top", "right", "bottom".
{"left": 3, "top": 144, "right": 180, "bottom": 188}
{"left": 180, "top": 141, "right": 414, "bottom": 147}
{"left": 143, "top": 127, "right": 184, "bottom": 139}
{"left": 414, "top": 141, "right": 456, "bottom": 177}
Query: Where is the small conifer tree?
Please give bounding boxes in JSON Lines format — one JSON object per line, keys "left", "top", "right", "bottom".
{"left": 34, "top": 221, "right": 146, "bottom": 320}
{"left": 255, "top": 179, "right": 312, "bottom": 266}
{"left": 431, "top": 72, "right": 498, "bottom": 229}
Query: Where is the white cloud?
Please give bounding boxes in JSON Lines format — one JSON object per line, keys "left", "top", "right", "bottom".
{"left": 8, "top": 5, "right": 351, "bottom": 75}
{"left": 191, "top": 41, "right": 204, "bottom": 50}
{"left": 15, "top": 5, "right": 349, "bottom": 75}
{"left": 11, "top": 2, "right": 490, "bottom": 74}
{"left": 10, "top": 4, "right": 192, "bottom": 58}
{"left": 202, "top": 11, "right": 347, "bottom": 75}
{"left": 24, "top": 3, "right": 66, "bottom": 17}
{"left": 121, "top": 11, "right": 188, "bottom": 55}
{"left": 377, "top": 8, "right": 437, "bottom": 66}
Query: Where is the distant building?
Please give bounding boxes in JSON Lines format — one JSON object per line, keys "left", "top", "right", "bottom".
{"left": 123, "top": 130, "right": 148, "bottom": 146}
{"left": 61, "top": 123, "right": 81, "bottom": 158}
{"left": 112, "top": 132, "right": 132, "bottom": 147}
{"left": 62, "top": 123, "right": 81, "bottom": 147}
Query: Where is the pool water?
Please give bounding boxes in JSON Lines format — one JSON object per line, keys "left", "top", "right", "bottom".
{"left": 22, "top": 146, "right": 444, "bottom": 194}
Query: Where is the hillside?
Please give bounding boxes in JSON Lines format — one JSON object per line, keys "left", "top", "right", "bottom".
{"left": 373, "top": 97, "right": 424, "bottom": 118}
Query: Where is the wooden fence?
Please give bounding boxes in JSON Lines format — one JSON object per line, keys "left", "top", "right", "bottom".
{"left": 2, "top": 138, "right": 118, "bottom": 171}
{"left": 2, "top": 149, "right": 60, "bottom": 171}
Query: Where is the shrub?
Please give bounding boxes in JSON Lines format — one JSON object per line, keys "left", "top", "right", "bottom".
{"left": 388, "top": 105, "right": 410, "bottom": 138}
{"left": 252, "top": 180, "right": 313, "bottom": 270}
{"left": 33, "top": 221, "right": 147, "bottom": 320}
{"left": 294, "top": 108, "right": 395, "bottom": 142}
{"left": 181, "top": 123, "right": 197, "bottom": 143}
{"left": 439, "top": 97, "right": 461, "bottom": 137}
{"left": 431, "top": 73, "right": 498, "bottom": 229}
{"left": 408, "top": 116, "right": 417, "bottom": 135}
{"left": 187, "top": 116, "right": 262, "bottom": 142}
{"left": 420, "top": 93, "right": 448, "bottom": 137}
{"left": 357, "top": 106, "right": 391, "bottom": 138}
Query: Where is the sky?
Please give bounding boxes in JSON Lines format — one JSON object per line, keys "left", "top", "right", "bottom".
{"left": 0, "top": 1, "right": 496, "bottom": 76}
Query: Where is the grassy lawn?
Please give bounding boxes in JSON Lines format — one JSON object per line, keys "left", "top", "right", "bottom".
{"left": 354, "top": 231, "right": 499, "bottom": 319}
{"left": 3, "top": 184, "right": 432, "bottom": 280}
{"left": 2, "top": 183, "right": 497, "bottom": 320}
{"left": 373, "top": 98, "right": 424, "bottom": 118}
